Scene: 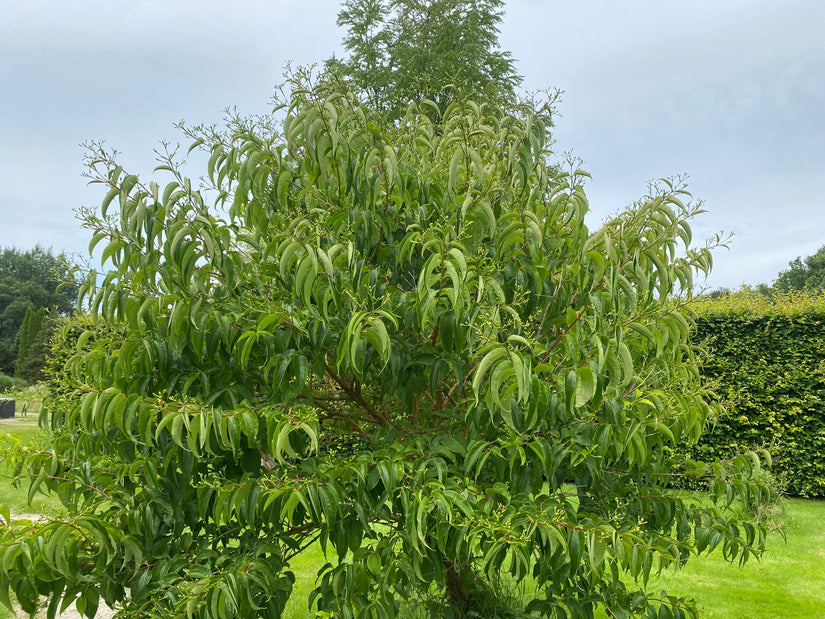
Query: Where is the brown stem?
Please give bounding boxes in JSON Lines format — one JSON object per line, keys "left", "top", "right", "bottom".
{"left": 540, "top": 305, "right": 588, "bottom": 363}
{"left": 443, "top": 555, "right": 470, "bottom": 614}
{"left": 412, "top": 395, "right": 420, "bottom": 429}
{"left": 346, "top": 415, "right": 374, "bottom": 444}
{"left": 325, "top": 362, "right": 392, "bottom": 427}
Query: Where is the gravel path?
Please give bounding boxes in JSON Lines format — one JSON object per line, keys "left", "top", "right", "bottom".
{"left": 20, "top": 601, "right": 118, "bottom": 619}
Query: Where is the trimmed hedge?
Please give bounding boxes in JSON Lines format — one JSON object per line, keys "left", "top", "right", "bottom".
{"left": 690, "top": 290, "right": 825, "bottom": 497}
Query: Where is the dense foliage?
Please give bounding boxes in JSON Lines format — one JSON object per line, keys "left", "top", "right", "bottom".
{"left": 690, "top": 290, "right": 825, "bottom": 497}
{"left": 774, "top": 244, "right": 825, "bottom": 292}
{"left": 41, "top": 313, "right": 122, "bottom": 402}
{"left": 326, "top": 0, "right": 521, "bottom": 122}
{"left": 0, "top": 246, "right": 77, "bottom": 375}
{"left": 0, "top": 87, "right": 772, "bottom": 618}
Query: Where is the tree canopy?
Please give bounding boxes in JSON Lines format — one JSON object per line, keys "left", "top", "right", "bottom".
{"left": 774, "top": 244, "right": 825, "bottom": 292}
{"left": 326, "top": 0, "right": 522, "bottom": 122}
{"left": 0, "top": 82, "right": 772, "bottom": 618}
{"left": 0, "top": 246, "right": 77, "bottom": 375}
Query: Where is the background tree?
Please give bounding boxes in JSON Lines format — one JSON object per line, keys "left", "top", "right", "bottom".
{"left": 327, "top": 0, "right": 522, "bottom": 122}
{"left": 14, "top": 307, "right": 53, "bottom": 383}
{"left": 774, "top": 244, "right": 825, "bottom": 292}
{"left": 0, "top": 246, "right": 77, "bottom": 375}
{"left": 0, "top": 84, "right": 770, "bottom": 618}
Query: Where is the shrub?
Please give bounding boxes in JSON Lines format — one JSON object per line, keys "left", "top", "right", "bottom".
{"left": 0, "top": 85, "right": 772, "bottom": 618}
{"left": 0, "top": 374, "right": 13, "bottom": 393}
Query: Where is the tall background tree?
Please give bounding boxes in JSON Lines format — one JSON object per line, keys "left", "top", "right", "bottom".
{"left": 326, "top": 0, "right": 522, "bottom": 122}
{"left": 774, "top": 244, "right": 825, "bottom": 292}
{"left": 0, "top": 246, "right": 77, "bottom": 375}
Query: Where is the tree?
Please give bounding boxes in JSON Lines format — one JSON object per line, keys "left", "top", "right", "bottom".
{"left": 0, "top": 86, "right": 771, "bottom": 618}
{"left": 327, "top": 0, "right": 522, "bottom": 122}
{"left": 14, "top": 307, "right": 53, "bottom": 383}
{"left": 0, "top": 245, "right": 77, "bottom": 375}
{"left": 774, "top": 244, "right": 825, "bottom": 292}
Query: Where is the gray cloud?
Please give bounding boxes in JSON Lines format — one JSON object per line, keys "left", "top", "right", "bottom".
{"left": 502, "top": 0, "right": 825, "bottom": 288}
{"left": 1, "top": 0, "right": 822, "bottom": 290}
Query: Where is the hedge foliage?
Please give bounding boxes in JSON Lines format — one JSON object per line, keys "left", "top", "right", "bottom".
{"left": 690, "top": 290, "right": 825, "bottom": 496}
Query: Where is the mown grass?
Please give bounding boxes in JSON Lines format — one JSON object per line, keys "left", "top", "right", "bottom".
{"left": 283, "top": 543, "right": 329, "bottom": 618}
{"left": 0, "top": 387, "right": 63, "bottom": 519}
{"left": 279, "top": 499, "right": 825, "bottom": 618}
{"left": 645, "top": 497, "right": 825, "bottom": 618}
{"left": 0, "top": 388, "right": 60, "bottom": 618}
{"left": 2, "top": 393, "right": 824, "bottom": 617}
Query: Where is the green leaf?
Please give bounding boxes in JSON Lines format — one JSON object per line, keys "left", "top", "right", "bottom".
{"left": 575, "top": 365, "right": 596, "bottom": 407}
{"left": 618, "top": 341, "right": 634, "bottom": 387}
{"left": 472, "top": 347, "right": 509, "bottom": 401}
{"left": 100, "top": 187, "right": 119, "bottom": 216}
{"left": 364, "top": 316, "right": 391, "bottom": 364}
{"left": 625, "top": 320, "right": 655, "bottom": 345}
{"left": 449, "top": 147, "right": 463, "bottom": 192}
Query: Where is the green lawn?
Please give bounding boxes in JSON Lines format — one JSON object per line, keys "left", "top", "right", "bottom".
{"left": 284, "top": 543, "right": 329, "bottom": 618}
{"left": 280, "top": 500, "right": 825, "bottom": 618}
{"left": 646, "top": 498, "right": 825, "bottom": 618}
{"left": 0, "top": 388, "right": 63, "bottom": 519}
{"left": 2, "top": 394, "right": 824, "bottom": 617}
{"left": 0, "top": 390, "right": 61, "bottom": 618}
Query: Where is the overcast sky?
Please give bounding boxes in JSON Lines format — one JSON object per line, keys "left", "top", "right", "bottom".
{"left": 1, "top": 0, "right": 823, "bottom": 290}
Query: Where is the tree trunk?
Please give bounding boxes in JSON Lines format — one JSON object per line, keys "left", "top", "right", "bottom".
{"left": 443, "top": 556, "right": 469, "bottom": 615}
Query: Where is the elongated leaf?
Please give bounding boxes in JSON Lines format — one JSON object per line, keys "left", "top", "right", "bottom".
{"left": 575, "top": 365, "right": 596, "bottom": 407}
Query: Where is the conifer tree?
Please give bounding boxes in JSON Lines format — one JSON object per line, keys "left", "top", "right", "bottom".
{"left": 14, "top": 307, "right": 52, "bottom": 383}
